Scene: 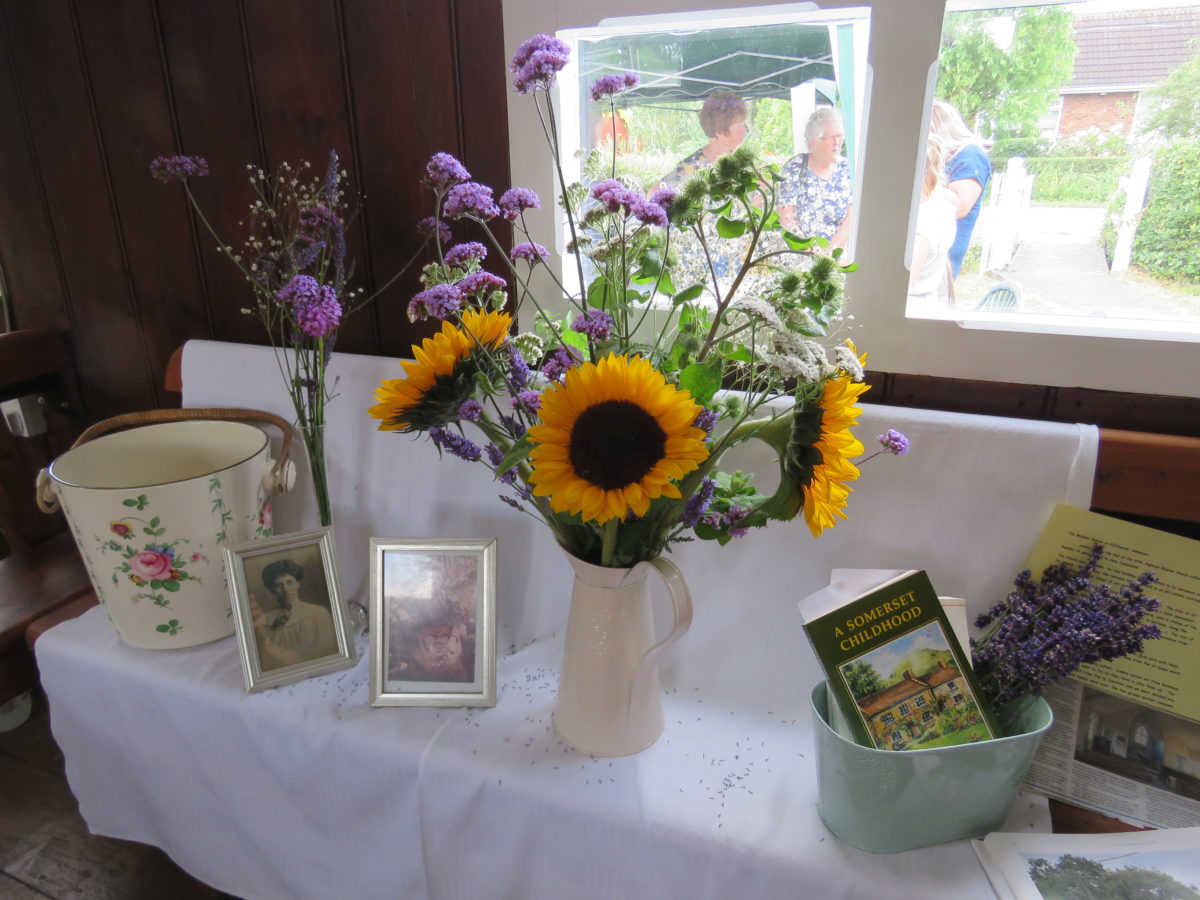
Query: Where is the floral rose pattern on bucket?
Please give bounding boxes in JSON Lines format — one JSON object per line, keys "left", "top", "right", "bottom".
{"left": 129, "top": 547, "right": 175, "bottom": 582}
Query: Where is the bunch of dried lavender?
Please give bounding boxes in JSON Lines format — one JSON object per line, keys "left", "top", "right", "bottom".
{"left": 971, "top": 544, "right": 1161, "bottom": 709}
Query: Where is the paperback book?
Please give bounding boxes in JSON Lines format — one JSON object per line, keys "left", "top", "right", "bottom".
{"left": 800, "top": 569, "right": 1000, "bottom": 750}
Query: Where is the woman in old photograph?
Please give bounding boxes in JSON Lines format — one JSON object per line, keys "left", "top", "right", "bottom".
{"left": 252, "top": 558, "right": 338, "bottom": 671}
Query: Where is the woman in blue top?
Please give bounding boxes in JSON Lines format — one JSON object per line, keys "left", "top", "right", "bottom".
{"left": 930, "top": 100, "right": 992, "bottom": 277}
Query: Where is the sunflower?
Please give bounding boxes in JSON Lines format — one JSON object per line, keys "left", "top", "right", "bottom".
{"left": 369, "top": 309, "right": 511, "bottom": 432}
{"left": 527, "top": 354, "right": 709, "bottom": 525}
{"left": 800, "top": 374, "right": 868, "bottom": 538}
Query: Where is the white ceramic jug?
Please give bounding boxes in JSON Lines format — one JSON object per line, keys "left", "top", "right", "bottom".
{"left": 553, "top": 552, "right": 693, "bottom": 756}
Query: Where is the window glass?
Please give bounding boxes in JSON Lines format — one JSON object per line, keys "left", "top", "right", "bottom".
{"left": 908, "top": 0, "right": 1200, "bottom": 336}
{"left": 555, "top": 7, "right": 870, "bottom": 296}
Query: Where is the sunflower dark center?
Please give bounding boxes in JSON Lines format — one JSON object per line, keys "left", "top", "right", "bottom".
{"left": 569, "top": 400, "right": 667, "bottom": 490}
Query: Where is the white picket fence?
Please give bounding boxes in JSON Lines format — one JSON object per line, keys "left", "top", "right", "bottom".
{"left": 978, "top": 157, "right": 1033, "bottom": 274}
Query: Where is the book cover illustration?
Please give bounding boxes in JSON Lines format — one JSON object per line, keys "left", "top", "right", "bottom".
{"left": 801, "top": 569, "right": 1000, "bottom": 750}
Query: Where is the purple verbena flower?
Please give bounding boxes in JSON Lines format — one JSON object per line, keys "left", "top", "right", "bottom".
{"left": 589, "top": 72, "right": 640, "bottom": 101}
{"left": 649, "top": 187, "right": 678, "bottom": 209}
{"left": 540, "top": 345, "right": 581, "bottom": 381}
{"left": 724, "top": 506, "right": 751, "bottom": 539}
{"left": 510, "top": 242, "right": 549, "bottom": 264}
{"left": 458, "top": 399, "right": 483, "bottom": 422}
{"left": 631, "top": 198, "right": 668, "bottom": 227}
{"left": 286, "top": 278, "right": 342, "bottom": 339}
{"left": 681, "top": 478, "right": 716, "bottom": 528}
{"left": 428, "top": 426, "right": 482, "bottom": 463}
{"left": 417, "top": 216, "right": 452, "bottom": 244}
{"left": 571, "top": 309, "right": 614, "bottom": 341}
{"left": 511, "top": 390, "right": 542, "bottom": 413}
{"left": 590, "top": 179, "right": 639, "bottom": 214}
{"left": 408, "top": 283, "right": 464, "bottom": 321}
{"left": 443, "top": 182, "right": 500, "bottom": 220}
{"left": 510, "top": 34, "right": 570, "bottom": 94}
{"left": 425, "top": 152, "right": 470, "bottom": 188}
{"left": 150, "top": 155, "right": 209, "bottom": 183}
{"left": 498, "top": 187, "right": 541, "bottom": 221}
{"left": 444, "top": 242, "right": 487, "bottom": 268}
{"left": 877, "top": 429, "right": 910, "bottom": 456}
{"left": 457, "top": 270, "right": 508, "bottom": 298}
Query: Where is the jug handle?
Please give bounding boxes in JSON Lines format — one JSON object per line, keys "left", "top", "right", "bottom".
{"left": 35, "top": 408, "right": 296, "bottom": 514}
{"left": 627, "top": 557, "right": 693, "bottom": 723}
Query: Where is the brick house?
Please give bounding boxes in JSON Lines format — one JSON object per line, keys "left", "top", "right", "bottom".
{"left": 857, "top": 659, "right": 967, "bottom": 750}
{"left": 1053, "top": 6, "right": 1200, "bottom": 139}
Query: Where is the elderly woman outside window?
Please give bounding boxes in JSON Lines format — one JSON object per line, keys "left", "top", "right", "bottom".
{"left": 778, "top": 106, "right": 854, "bottom": 250}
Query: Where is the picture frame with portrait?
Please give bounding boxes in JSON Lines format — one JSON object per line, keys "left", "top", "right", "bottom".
{"left": 369, "top": 537, "right": 496, "bottom": 707}
{"left": 223, "top": 528, "right": 357, "bottom": 693}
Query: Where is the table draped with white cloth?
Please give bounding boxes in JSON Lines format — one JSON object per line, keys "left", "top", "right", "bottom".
{"left": 36, "top": 339, "right": 1098, "bottom": 900}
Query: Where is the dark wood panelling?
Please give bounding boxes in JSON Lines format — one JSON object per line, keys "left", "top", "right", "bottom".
{"left": 882, "top": 372, "right": 1051, "bottom": 420}
{"left": 1, "top": 1, "right": 157, "bottom": 420}
{"left": 75, "top": 0, "right": 211, "bottom": 411}
{"left": 1052, "top": 386, "right": 1200, "bottom": 438}
{"left": 0, "top": 0, "right": 507, "bottom": 426}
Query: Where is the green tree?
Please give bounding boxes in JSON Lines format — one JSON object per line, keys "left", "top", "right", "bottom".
{"left": 1143, "top": 42, "right": 1200, "bottom": 140}
{"left": 1028, "top": 854, "right": 1200, "bottom": 900}
{"left": 937, "top": 8, "right": 1076, "bottom": 139}
{"left": 842, "top": 661, "right": 884, "bottom": 699}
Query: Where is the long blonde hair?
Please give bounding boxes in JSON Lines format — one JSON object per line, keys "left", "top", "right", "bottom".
{"left": 922, "top": 134, "right": 948, "bottom": 200}
{"left": 930, "top": 100, "right": 983, "bottom": 154}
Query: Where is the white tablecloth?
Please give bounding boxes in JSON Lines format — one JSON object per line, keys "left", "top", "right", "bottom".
{"left": 37, "top": 339, "right": 1098, "bottom": 900}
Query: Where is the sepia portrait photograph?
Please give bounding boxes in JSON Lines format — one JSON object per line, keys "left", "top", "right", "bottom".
{"left": 369, "top": 537, "right": 495, "bottom": 707}
{"left": 224, "top": 528, "right": 357, "bottom": 692}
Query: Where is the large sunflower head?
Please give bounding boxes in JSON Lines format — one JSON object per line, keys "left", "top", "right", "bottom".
{"left": 797, "top": 375, "right": 868, "bottom": 537}
{"left": 369, "top": 309, "right": 511, "bottom": 432}
{"left": 526, "top": 354, "right": 709, "bottom": 525}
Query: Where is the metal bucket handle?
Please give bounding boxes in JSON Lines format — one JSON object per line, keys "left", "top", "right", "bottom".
{"left": 36, "top": 407, "right": 296, "bottom": 514}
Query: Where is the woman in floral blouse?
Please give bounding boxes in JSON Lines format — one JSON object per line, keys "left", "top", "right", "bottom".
{"left": 778, "top": 107, "right": 853, "bottom": 250}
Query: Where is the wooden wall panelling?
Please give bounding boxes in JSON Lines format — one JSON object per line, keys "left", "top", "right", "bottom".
{"left": 157, "top": 0, "right": 265, "bottom": 350}
{"left": 74, "top": 0, "right": 212, "bottom": 412}
{"left": 883, "top": 373, "right": 1052, "bottom": 420}
{"left": 242, "top": 0, "right": 374, "bottom": 354}
{"left": 0, "top": 15, "right": 72, "bottom": 336}
{"left": 1052, "top": 387, "right": 1200, "bottom": 439}
{"left": 342, "top": 0, "right": 458, "bottom": 356}
{"left": 1, "top": 1, "right": 157, "bottom": 419}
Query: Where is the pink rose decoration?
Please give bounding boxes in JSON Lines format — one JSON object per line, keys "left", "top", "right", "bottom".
{"left": 129, "top": 550, "right": 173, "bottom": 581}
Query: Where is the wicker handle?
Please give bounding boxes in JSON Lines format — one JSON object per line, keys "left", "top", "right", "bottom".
{"left": 36, "top": 407, "right": 296, "bottom": 514}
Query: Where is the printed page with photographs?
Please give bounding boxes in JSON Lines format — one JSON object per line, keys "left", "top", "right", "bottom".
{"left": 1020, "top": 505, "right": 1200, "bottom": 829}
{"left": 972, "top": 826, "right": 1200, "bottom": 900}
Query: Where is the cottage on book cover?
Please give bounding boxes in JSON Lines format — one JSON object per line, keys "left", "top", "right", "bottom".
{"left": 801, "top": 569, "right": 1000, "bottom": 750}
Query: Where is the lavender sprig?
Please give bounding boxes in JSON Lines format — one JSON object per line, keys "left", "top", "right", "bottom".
{"left": 971, "top": 544, "right": 1161, "bottom": 708}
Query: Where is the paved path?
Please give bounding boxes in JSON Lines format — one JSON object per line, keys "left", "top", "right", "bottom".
{"left": 965, "top": 207, "right": 1195, "bottom": 320}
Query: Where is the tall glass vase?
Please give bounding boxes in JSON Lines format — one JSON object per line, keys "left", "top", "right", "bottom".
{"left": 300, "top": 422, "right": 333, "bottom": 527}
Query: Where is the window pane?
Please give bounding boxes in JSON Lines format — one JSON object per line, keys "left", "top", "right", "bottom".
{"left": 909, "top": 1, "right": 1200, "bottom": 334}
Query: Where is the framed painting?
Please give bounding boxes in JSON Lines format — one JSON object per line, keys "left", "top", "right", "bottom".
{"left": 368, "top": 537, "right": 496, "bottom": 707}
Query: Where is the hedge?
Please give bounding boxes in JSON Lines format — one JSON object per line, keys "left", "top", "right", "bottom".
{"left": 989, "top": 156, "right": 1126, "bottom": 204}
{"left": 1130, "top": 139, "right": 1200, "bottom": 284}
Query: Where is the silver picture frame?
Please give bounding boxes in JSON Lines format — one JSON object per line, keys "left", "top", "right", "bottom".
{"left": 369, "top": 537, "right": 496, "bottom": 707}
{"left": 223, "top": 527, "right": 357, "bottom": 693}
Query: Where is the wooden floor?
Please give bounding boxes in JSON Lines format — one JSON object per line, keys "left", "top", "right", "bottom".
{"left": 0, "top": 693, "right": 231, "bottom": 900}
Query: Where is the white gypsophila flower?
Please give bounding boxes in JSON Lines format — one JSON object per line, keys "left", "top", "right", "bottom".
{"left": 732, "top": 296, "right": 787, "bottom": 333}
{"left": 765, "top": 352, "right": 822, "bottom": 382}
{"left": 834, "top": 344, "right": 865, "bottom": 381}
{"left": 783, "top": 307, "right": 820, "bottom": 335}
{"left": 511, "top": 331, "right": 544, "bottom": 360}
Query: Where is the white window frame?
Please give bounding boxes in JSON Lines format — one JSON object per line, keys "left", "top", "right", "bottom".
{"left": 502, "top": 0, "right": 1200, "bottom": 399}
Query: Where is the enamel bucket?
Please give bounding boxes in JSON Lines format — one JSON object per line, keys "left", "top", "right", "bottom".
{"left": 36, "top": 408, "right": 295, "bottom": 650}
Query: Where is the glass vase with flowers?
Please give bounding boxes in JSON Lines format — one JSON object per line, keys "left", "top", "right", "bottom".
{"left": 151, "top": 151, "right": 423, "bottom": 528}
